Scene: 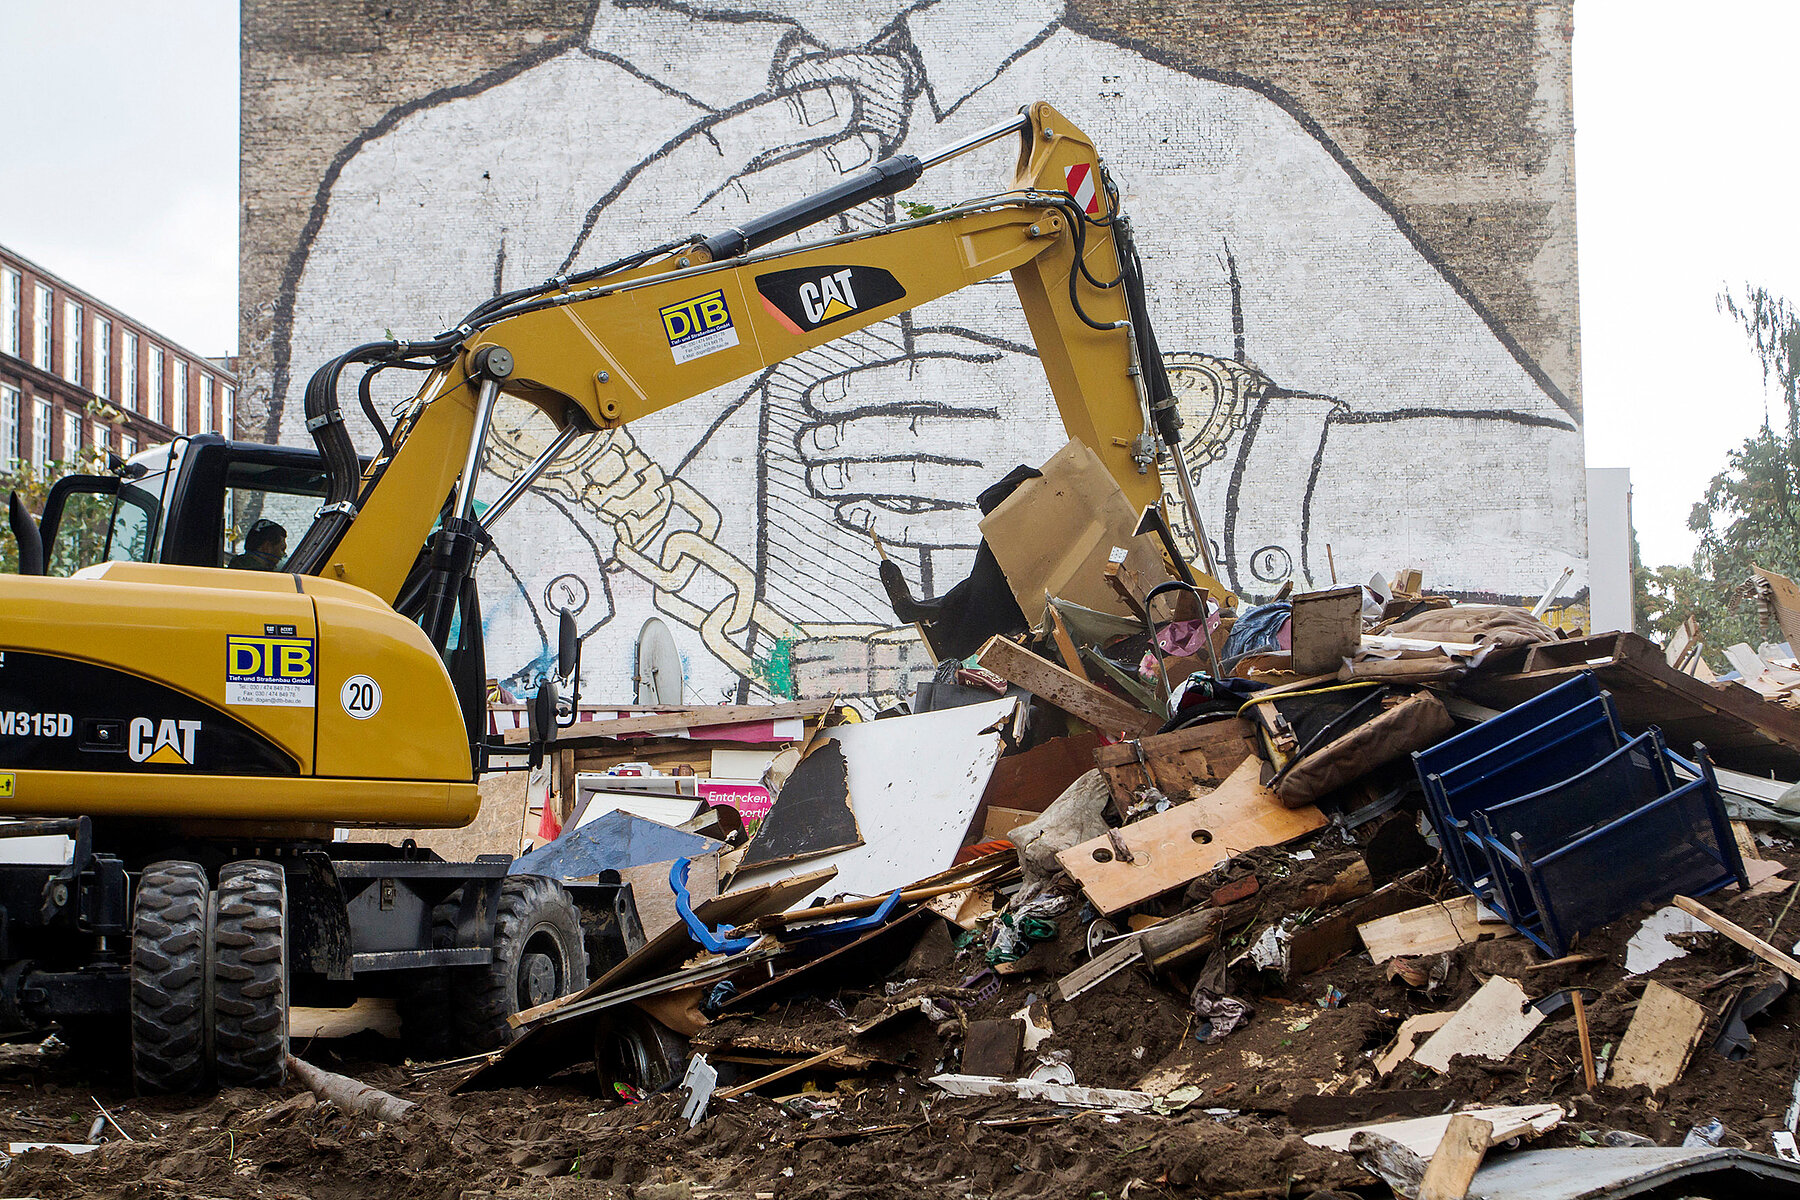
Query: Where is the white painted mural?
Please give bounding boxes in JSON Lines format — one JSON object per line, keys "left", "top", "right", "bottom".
{"left": 266, "top": 0, "right": 1585, "bottom": 706}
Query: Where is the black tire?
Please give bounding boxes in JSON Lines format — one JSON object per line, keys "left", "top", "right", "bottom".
{"left": 211, "top": 860, "right": 288, "bottom": 1088}
{"left": 455, "top": 875, "right": 587, "bottom": 1052}
{"left": 594, "top": 1007, "right": 688, "bottom": 1093}
{"left": 129, "top": 860, "right": 209, "bottom": 1094}
{"left": 397, "top": 895, "right": 459, "bottom": 1062}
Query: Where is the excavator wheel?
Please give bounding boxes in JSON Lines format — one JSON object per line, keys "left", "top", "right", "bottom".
{"left": 211, "top": 860, "right": 288, "bottom": 1088}
{"left": 129, "top": 860, "right": 210, "bottom": 1094}
{"left": 397, "top": 895, "right": 460, "bottom": 1062}
{"left": 455, "top": 875, "right": 587, "bottom": 1052}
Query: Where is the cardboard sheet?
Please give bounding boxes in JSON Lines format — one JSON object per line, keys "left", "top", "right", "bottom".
{"left": 979, "top": 439, "right": 1173, "bottom": 624}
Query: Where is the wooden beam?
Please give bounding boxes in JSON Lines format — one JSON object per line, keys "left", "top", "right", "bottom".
{"left": 976, "top": 636, "right": 1159, "bottom": 737}
{"left": 504, "top": 699, "right": 835, "bottom": 746}
{"left": 713, "top": 1045, "right": 847, "bottom": 1100}
{"left": 1674, "top": 895, "right": 1800, "bottom": 982}
{"left": 1418, "top": 1114, "right": 1493, "bottom": 1200}
{"left": 1046, "top": 603, "right": 1091, "bottom": 682}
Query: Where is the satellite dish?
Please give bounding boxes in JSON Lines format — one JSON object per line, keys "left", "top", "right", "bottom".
{"left": 635, "top": 618, "right": 685, "bottom": 706}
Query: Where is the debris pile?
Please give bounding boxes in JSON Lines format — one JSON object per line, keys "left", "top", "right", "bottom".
{"left": 17, "top": 452, "right": 1800, "bottom": 1197}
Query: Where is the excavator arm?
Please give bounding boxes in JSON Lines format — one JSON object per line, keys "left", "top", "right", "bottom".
{"left": 287, "top": 101, "right": 1219, "bottom": 642}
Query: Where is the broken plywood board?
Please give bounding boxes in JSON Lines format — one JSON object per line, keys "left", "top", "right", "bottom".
{"left": 1412, "top": 976, "right": 1546, "bottom": 1073}
{"left": 1375, "top": 1011, "right": 1454, "bottom": 1076}
{"left": 977, "top": 636, "right": 1160, "bottom": 738}
{"left": 737, "top": 740, "right": 861, "bottom": 870}
{"left": 1358, "top": 895, "right": 1518, "bottom": 964}
{"left": 1057, "top": 756, "right": 1325, "bottom": 915}
{"left": 731, "top": 699, "right": 1017, "bottom": 901}
{"left": 618, "top": 852, "right": 721, "bottom": 942}
{"left": 1610, "top": 981, "right": 1708, "bottom": 1092}
{"left": 1304, "top": 1103, "right": 1563, "bottom": 1155}
{"left": 1417, "top": 1113, "right": 1494, "bottom": 1200}
{"left": 980, "top": 731, "right": 1106, "bottom": 815}
{"left": 1093, "top": 717, "right": 1260, "bottom": 808}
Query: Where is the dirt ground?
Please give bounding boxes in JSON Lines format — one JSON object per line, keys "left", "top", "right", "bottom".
{"left": 8, "top": 833, "right": 1800, "bottom": 1199}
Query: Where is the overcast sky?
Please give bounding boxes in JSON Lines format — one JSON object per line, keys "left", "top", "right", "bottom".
{"left": 0, "top": 0, "right": 1793, "bottom": 570}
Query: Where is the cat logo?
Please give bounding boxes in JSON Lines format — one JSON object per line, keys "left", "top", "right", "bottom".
{"left": 128, "top": 717, "right": 201, "bottom": 766}
{"left": 756, "top": 265, "right": 906, "bottom": 335}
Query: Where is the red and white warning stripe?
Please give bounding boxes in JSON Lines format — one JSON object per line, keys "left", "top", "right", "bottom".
{"left": 1064, "top": 162, "right": 1100, "bottom": 215}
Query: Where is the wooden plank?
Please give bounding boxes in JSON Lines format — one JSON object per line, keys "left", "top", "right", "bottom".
{"left": 982, "top": 805, "right": 1037, "bottom": 841}
{"left": 976, "top": 636, "right": 1160, "bottom": 738}
{"left": 1674, "top": 894, "right": 1800, "bottom": 982}
{"left": 980, "top": 732, "right": 1106, "bottom": 815}
{"left": 1055, "top": 934, "right": 1144, "bottom": 1002}
{"left": 1572, "top": 990, "right": 1598, "bottom": 1091}
{"left": 1304, "top": 1104, "right": 1563, "bottom": 1156}
{"left": 714, "top": 1045, "right": 847, "bottom": 1100}
{"left": 290, "top": 998, "right": 400, "bottom": 1040}
{"left": 1412, "top": 977, "right": 1546, "bottom": 1073}
{"left": 1418, "top": 1114, "right": 1493, "bottom": 1200}
{"left": 1046, "top": 603, "right": 1090, "bottom": 682}
{"left": 1287, "top": 868, "right": 1432, "bottom": 976}
{"left": 1610, "top": 981, "right": 1707, "bottom": 1092}
{"left": 1057, "top": 756, "right": 1325, "bottom": 915}
{"left": 1290, "top": 586, "right": 1363, "bottom": 675}
{"left": 505, "top": 700, "right": 835, "bottom": 746}
{"left": 1357, "top": 896, "right": 1518, "bottom": 964}
{"left": 1093, "top": 718, "right": 1259, "bottom": 807}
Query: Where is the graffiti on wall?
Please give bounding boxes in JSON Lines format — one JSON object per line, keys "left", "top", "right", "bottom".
{"left": 265, "top": 0, "right": 1585, "bottom": 706}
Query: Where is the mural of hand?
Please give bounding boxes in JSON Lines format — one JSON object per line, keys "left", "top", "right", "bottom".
{"left": 571, "top": 83, "right": 876, "bottom": 267}
{"left": 786, "top": 329, "right": 1062, "bottom": 551}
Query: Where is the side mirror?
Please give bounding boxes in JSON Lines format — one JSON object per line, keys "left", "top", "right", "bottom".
{"left": 8, "top": 492, "right": 43, "bottom": 577}
{"left": 555, "top": 607, "right": 583, "bottom": 726}
{"left": 527, "top": 677, "right": 557, "bottom": 768}
{"left": 558, "top": 607, "right": 579, "bottom": 680}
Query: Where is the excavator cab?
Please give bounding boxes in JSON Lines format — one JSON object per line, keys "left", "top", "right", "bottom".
{"left": 27, "top": 434, "right": 352, "bottom": 576}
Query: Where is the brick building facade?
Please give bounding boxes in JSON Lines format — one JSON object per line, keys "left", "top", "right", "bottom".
{"left": 0, "top": 244, "right": 236, "bottom": 474}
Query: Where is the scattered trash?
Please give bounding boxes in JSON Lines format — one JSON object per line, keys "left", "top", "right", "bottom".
{"left": 1682, "top": 1118, "right": 1727, "bottom": 1148}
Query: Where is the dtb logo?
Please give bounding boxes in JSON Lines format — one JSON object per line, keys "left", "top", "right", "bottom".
{"left": 756, "top": 265, "right": 906, "bottom": 334}
{"left": 659, "top": 289, "right": 740, "bottom": 364}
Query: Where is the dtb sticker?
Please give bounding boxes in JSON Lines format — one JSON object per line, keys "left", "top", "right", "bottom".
{"left": 225, "top": 634, "right": 317, "bottom": 707}
{"left": 659, "top": 289, "right": 739, "bottom": 364}
{"left": 756, "top": 265, "right": 906, "bottom": 334}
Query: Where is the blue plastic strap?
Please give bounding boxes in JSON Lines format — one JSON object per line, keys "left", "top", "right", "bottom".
{"left": 670, "top": 856, "right": 757, "bottom": 954}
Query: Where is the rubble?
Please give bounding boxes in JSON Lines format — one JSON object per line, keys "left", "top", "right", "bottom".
{"left": 21, "top": 455, "right": 1800, "bottom": 1197}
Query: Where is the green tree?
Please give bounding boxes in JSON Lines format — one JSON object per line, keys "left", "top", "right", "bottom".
{"left": 0, "top": 399, "right": 132, "bottom": 575}
{"left": 1646, "top": 287, "right": 1800, "bottom": 669}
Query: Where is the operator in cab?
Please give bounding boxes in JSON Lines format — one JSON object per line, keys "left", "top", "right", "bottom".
{"left": 228, "top": 519, "right": 288, "bottom": 571}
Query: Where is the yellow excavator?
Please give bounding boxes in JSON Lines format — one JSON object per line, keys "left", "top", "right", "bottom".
{"left": 0, "top": 102, "right": 1219, "bottom": 1091}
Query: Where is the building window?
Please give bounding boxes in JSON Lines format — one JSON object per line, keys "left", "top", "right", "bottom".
{"left": 33, "top": 285, "right": 52, "bottom": 370}
{"left": 0, "top": 268, "right": 19, "bottom": 357}
{"left": 200, "top": 374, "right": 214, "bottom": 433}
{"left": 122, "top": 332, "right": 138, "bottom": 411}
{"left": 149, "top": 346, "right": 165, "bottom": 424}
{"left": 63, "top": 410, "right": 80, "bottom": 463}
{"left": 93, "top": 422, "right": 110, "bottom": 454}
{"left": 122, "top": 433, "right": 137, "bottom": 459}
{"left": 62, "top": 300, "right": 82, "bottom": 386}
{"left": 172, "top": 360, "right": 188, "bottom": 434}
{"left": 95, "top": 317, "right": 112, "bottom": 399}
{"left": 0, "top": 384, "right": 18, "bottom": 466}
{"left": 221, "top": 384, "right": 235, "bottom": 439}
{"left": 32, "top": 399, "right": 50, "bottom": 467}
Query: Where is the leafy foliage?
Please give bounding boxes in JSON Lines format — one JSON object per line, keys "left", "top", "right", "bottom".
{"left": 0, "top": 399, "right": 132, "bottom": 575}
{"left": 1640, "top": 288, "right": 1800, "bottom": 669}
